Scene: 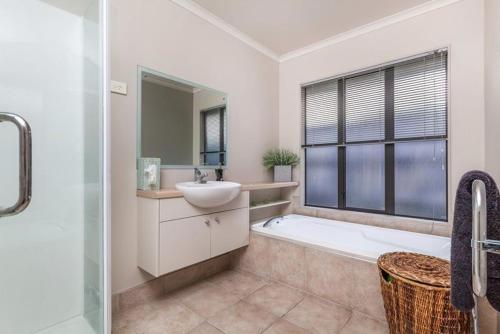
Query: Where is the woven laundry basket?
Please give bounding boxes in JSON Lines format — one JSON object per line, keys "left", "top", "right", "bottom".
{"left": 377, "top": 252, "right": 470, "bottom": 334}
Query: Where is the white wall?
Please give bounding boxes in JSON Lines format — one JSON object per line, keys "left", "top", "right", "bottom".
{"left": 485, "top": 0, "right": 500, "bottom": 182}
{"left": 110, "top": 0, "right": 279, "bottom": 293}
{"left": 279, "top": 0, "right": 485, "bottom": 223}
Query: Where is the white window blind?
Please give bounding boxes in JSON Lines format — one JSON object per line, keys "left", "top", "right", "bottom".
{"left": 345, "top": 71, "right": 385, "bottom": 143}
{"left": 303, "top": 81, "right": 338, "bottom": 145}
{"left": 394, "top": 52, "right": 447, "bottom": 139}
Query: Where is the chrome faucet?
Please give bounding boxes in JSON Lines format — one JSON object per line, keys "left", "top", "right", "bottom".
{"left": 194, "top": 168, "right": 209, "bottom": 184}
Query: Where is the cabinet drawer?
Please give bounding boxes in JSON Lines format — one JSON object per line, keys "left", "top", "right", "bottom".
{"left": 160, "top": 191, "right": 249, "bottom": 222}
{"left": 210, "top": 208, "right": 249, "bottom": 257}
{"left": 159, "top": 215, "right": 211, "bottom": 275}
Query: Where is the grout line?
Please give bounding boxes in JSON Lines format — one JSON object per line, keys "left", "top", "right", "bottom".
{"left": 337, "top": 312, "right": 354, "bottom": 334}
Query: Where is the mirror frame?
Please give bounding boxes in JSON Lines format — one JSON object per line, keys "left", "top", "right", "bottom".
{"left": 137, "top": 66, "right": 229, "bottom": 169}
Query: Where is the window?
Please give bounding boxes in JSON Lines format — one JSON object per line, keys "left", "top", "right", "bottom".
{"left": 200, "top": 106, "right": 226, "bottom": 165}
{"left": 303, "top": 50, "right": 448, "bottom": 221}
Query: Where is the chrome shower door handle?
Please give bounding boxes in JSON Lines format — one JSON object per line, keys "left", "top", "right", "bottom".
{"left": 0, "top": 113, "right": 32, "bottom": 217}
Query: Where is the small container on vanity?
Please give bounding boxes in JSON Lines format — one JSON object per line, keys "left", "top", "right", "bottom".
{"left": 262, "top": 149, "right": 300, "bottom": 183}
{"left": 137, "top": 157, "right": 160, "bottom": 191}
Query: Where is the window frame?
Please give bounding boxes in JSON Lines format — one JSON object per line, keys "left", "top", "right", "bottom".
{"left": 302, "top": 50, "right": 449, "bottom": 222}
{"left": 200, "top": 105, "right": 226, "bottom": 166}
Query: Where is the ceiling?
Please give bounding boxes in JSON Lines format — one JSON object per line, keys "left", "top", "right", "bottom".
{"left": 192, "top": 0, "right": 432, "bottom": 56}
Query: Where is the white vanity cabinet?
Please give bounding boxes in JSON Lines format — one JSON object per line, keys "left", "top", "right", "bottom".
{"left": 138, "top": 191, "right": 249, "bottom": 277}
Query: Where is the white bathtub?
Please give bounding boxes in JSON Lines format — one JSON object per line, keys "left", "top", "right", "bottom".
{"left": 252, "top": 214, "right": 450, "bottom": 261}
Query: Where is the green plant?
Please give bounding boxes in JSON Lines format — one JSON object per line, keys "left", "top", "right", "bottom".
{"left": 262, "top": 149, "right": 300, "bottom": 169}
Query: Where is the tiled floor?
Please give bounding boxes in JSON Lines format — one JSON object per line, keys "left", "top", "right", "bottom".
{"left": 112, "top": 270, "right": 389, "bottom": 334}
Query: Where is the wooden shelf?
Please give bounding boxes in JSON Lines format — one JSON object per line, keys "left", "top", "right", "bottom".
{"left": 243, "top": 181, "right": 298, "bottom": 191}
{"left": 250, "top": 200, "right": 291, "bottom": 211}
{"left": 137, "top": 181, "right": 299, "bottom": 199}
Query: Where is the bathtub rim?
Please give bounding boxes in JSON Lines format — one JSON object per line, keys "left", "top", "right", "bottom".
{"left": 251, "top": 214, "right": 451, "bottom": 264}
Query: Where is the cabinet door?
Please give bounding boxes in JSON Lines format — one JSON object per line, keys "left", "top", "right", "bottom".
{"left": 159, "top": 215, "right": 211, "bottom": 275}
{"left": 211, "top": 208, "right": 249, "bottom": 257}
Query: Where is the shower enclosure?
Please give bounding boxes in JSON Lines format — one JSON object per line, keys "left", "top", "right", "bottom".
{"left": 0, "top": 0, "right": 109, "bottom": 333}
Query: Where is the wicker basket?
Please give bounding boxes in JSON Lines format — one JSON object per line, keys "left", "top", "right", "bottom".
{"left": 377, "top": 252, "right": 470, "bottom": 334}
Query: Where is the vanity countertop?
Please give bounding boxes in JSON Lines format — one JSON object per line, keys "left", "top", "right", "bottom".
{"left": 136, "top": 181, "right": 299, "bottom": 199}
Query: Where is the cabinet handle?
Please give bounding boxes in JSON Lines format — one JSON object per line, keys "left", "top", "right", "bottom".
{"left": 215, "top": 217, "right": 220, "bottom": 224}
{"left": 204, "top": 219, "right": 210, "bottom": 226}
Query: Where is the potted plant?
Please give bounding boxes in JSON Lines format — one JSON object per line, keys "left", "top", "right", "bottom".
{"left": 263, "top": 149, "right": 300, "bottom": 182}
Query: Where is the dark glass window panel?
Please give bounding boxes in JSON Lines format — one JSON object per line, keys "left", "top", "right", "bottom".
{"left": 395, "top": 140, "right": 447, "bottom": 220}
{"left": 305, "top": 147, "right": 338, "bottom": 207}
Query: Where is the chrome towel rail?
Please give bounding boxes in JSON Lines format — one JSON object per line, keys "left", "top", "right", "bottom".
{"left": 471, "top": 179, "right": 500, "bottom": 333}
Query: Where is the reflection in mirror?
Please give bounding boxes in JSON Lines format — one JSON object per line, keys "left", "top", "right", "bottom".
{"left": 138, "top": 67, "right": 227, "bottom": 168}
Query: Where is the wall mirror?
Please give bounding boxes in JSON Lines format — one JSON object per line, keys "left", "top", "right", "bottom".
{"left": 137, "top": 67, "right": 228, "bottom": 168}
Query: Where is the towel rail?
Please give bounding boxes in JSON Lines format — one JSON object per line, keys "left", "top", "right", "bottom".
{"left": 472, "top": 179, "right": 487, "bottom": 298}
{"left": 471, "top": 179, "right": 500, "bottom": 333}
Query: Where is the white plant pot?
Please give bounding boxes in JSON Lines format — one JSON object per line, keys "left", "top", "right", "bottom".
{"left": 274, "top": 165, "right": 292, "bottom": 182}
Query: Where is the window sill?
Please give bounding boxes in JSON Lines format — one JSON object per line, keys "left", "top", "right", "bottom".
{"left": 294, "top": 205, "right": 451, "bottom": 237}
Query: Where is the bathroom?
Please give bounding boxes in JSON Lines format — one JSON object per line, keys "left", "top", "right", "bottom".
{"left": 1, "top": 0, "right": 500, "bottom": 333}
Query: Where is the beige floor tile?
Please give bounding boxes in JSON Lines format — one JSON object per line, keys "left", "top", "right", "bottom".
{"left": 112, "top": 326, "right": 137, "bottom": 334}
{"left": 263, "top": 319, "right": 312, "bottom": 334}
{"left": 270, "top": 240, "right": 307, "bottom": 289}
{"left": 167, "top": 281, "right": 215, "bottom": 302}
{"left": 245, "top": 283, "right": 304, "bottom": 317}
{"left": 134, "top": 303, "right": 204, "bottom": 334}
{"left": 180, "top": 282, "right": 241, "bottom": 318}
{"left": 209, "top": 270, "right": 268, "bottom": 298}
{"left": 118, "top": 279, "right": 164, "bottom": 312}
{"left": 112, "top": 304, "right": 155, "bottom": 331}
{"left": 285, "top": 296, "right": 352, "bottom": 334}
{"left": 339, "top": 312, "right": 388, "bottom": 334}
{"left": 208, "top": 301, "right": 278, "bottom": 334}
{"left": 189, "top": 322, "right": 224, "bottom": 334}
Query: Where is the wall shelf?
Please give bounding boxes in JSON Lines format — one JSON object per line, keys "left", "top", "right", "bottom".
{"left": 250, "top": 200, "right": 291, "bottom": 211}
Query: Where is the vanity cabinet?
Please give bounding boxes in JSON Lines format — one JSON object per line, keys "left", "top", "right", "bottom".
{"left": 138, "top": 192, "right": 249, "bottom": 277}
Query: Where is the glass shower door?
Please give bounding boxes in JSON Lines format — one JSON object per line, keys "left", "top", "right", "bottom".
{"left": 0, "top": 0, "right": 107, "bottom": 333}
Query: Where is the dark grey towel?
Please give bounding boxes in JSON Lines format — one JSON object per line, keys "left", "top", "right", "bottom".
{"left": 451, "top": 170, "right": 500, "bottom": 312}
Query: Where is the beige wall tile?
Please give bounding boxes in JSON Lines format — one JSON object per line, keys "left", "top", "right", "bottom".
{"left": 431, "top": 222, "right": 452, "bottom": 237}
{"left": 305, "top": 248, "right": 354, "bottom": 307}
{"left": 313, "top": 208, "right": 434, "bottom": 235}
{"left": 350, "top": 260, "right": 386, "bottom": 320}
{"left": 232, "top": 233, "right": 272, "bottom": 278}
{"left": 270, "top": 239, "right": 307, "bottom": 289}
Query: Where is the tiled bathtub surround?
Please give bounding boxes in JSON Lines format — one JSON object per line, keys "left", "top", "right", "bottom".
{"left": 235, "top": 232, "right": 500, "bottom": 334}
{"left": 291, "top": 196, "right": 452, "bottom": 237}
{"left": 232, "top": 232, "right": 387, "bottom": 320}
{"left": 112, "top": 269, "right": 389, "bottom": 334}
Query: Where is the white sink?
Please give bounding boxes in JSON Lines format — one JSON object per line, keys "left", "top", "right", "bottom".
{"left": 175, "top": 181, "right": 241, "bottom": 208}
